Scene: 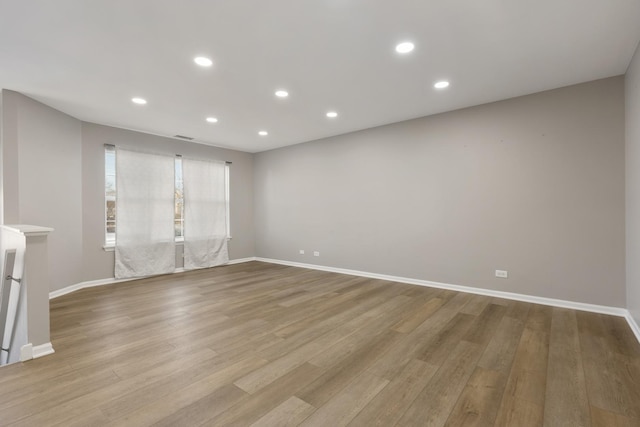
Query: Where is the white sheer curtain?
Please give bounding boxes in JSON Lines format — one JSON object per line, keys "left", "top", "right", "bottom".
{"left": 115, "top": 148, "right": 176, "bottom": 279}
{"left": 182, "top": 158, "right": 229, "bottom": 269}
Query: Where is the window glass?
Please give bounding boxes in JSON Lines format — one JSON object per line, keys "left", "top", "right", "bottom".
{"left": 105, "top": 146, "right": 116, "bottom": 243}
{"left": 175, "top": 157, "right": 184, "bottom": 239}
{"left": 105, "top": 148, "right": 230, "bottom": 245}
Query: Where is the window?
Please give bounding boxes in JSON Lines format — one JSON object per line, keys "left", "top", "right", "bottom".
{"left": 175, "top": 157, "right": 184, "bottom": 239}
{"left": 104, "top": 146, "right": 230, "bottom": 245}
{"left": 105, "top": 146, "right": 116, "bottom": 244}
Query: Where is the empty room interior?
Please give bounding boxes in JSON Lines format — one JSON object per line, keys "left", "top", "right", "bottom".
{"left": 1, "top": 1, "right": 640, "bottom": 426}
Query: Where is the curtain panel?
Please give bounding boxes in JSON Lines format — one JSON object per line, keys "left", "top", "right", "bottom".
{"left": 115, "top": 148, "right": 176, "bottom": 279}
{"left": 182, "top": 158, "right": 229, "bottom": 269}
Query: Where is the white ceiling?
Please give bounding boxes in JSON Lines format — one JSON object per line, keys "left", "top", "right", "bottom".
{"left": 1, "top": 1, "right": 639, "bottom": 153}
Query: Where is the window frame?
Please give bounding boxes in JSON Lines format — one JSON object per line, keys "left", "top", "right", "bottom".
{"left": 104, "top": 146, "right": 231, "bottom": 249}
{"left": 105, "top": 145, "right": 116, "bottom": 246}
{"left": 174, "top": 156, "right": 184, "bottom": 242}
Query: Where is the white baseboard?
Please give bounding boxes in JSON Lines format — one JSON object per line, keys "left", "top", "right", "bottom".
{"left": 626, "top": 313, "right": 640, "bottom": 344}
{"left": 20, "top": 342, "right": 54, "bottom": 361}
{"left": 228, "top": 257, "right": 257, "bottom": 265}
{"left": 20, "top": 343, "right": 33, "bottom": 361}
{"left": 255, "top": 257, "right": 630, "bottom": 318}
{"left": 49, "top": 257, "right": 257, "bottom": 299}
{"left": 33, "top": 342, "right": 54, "bottom": 359}
{"left": 49, "top": 277, "right": 130, "bottom": 299}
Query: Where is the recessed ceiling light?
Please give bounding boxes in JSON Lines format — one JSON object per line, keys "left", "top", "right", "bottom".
{"left": 206, "top": 117, "right": 218, "bottom": 123}
{"left": 258, "top": 131, "right": 268, "bottom": 136}
{"left": 395, "top": 42, "right": 415, "bottom": 54}
{"left": 434, "top": 81, "right": 450, "bottom": 89}
{"left": 131, "top": 97, "right": 147, "bottom": 105}
{"left": 194, "top": 56, "right": 213, "bottom": 67}
{"left": 275, "top": 90, "right": 289, "bottom": 98}
{"left": 326, "top": 111, "right": 338, "bottom": 118}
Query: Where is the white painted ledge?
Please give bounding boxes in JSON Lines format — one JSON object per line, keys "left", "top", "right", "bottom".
{"left": 2, "top": 224, "right": 54, "bottom": 237}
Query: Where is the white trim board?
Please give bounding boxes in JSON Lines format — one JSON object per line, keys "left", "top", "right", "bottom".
{"left": 20, "top": 342, "right": 54, "bottom": 361}
{"left": 256, "top": 257, "right": 640, "bottom": 344}
{"left": 626, "top": 313, "right": 640, "bottom": 345}
{"left": 49, "top": 257, "right": 257, "bottom": 299}
{"left": 49, "top": 277, "right": 128, "bottom": 299}
{"left": 33, "top": 342, "right": 55, "bottom": 359}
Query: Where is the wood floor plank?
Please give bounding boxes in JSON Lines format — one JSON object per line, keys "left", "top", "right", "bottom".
{"left": 543, "top": 308, "right": 591, "bottom": 427}
{"left": 0, "top": 358, "right": 76, "bottom": 404}
{"left": 298, "top": 371, "right": 388, "bottom": 427}
{"left": 477, "top": 315, "right": 525, "bottom": 374}
{"left": 590, "top": 405, "right": 640, "bottom": 427}
{"left": 444, "top": 366, "right": 506, "bottom": 426}
{"left": 494, "top": 395, "right": 544, "bottom": 427}
{"left": 11, "top": 350, "right": 228, "bottom": 427}
{"left": 236, "top": 292, "right": 410, "bottom": 395}
{"left": 580, "top": 328, "right": 640, "bottom": 419}
{"left": 493, "top": 306, "right": 551, "bottom": 426}
{"left": 391, "top": 296, "right": 446, "bottom": 334}
{"left": 396, "top": 340, "right": 483, "bottom": 427}
{"left": 108, "top": 356, "right": 266, "bottom": 426}
{"left": 270, "top": 277, "right": 384, "bottom": 339}
{"left": 147, "top": 384, "right": 247, "bottom": 427}
{"left": 0, "top": 261, "right": 638, "bottom": 427}
{"left": 462, "top": 303, "right": 507, "bottom": 347}
{"left": 297, "top": 329, "right": 404, "bottom": 408}
{"left": 416, "top": 312, "right": 477, "bottom": 365}
{"left": 366, "top": 307, "right": 460, "bottom": 381}
{"left": 503, "top": 300, "right": 532, "bottom": 323}
{"left": 600, "top": 314, "right": 640, "bottom": 357}
{"left": 205, "top": 362, "right": 325, "bottom": 426}
{"left": 249, "top": 396, "right": 316, "bottom": 427}
{"left": 50, "top": 409, "right": 111, "bottom": 427}
{"left": 260, "top": 285, "right": 399, "bottom": 361}
{"left": 234, "top": 324, "right": 359, "bottom": 394}
{"left": 459, "top": 295, "right": 491, "bottom": 316}
{"left": 349, "top": 358, "right": 438, "bottom": 427}
{"left": 307, "top": 295, "right": 411, "bottom": 368}
{"left": 0, "top": 366, "right": 121, "bottom": 425}
{"left": 416, "top": 313, "right": 478, "bottom": 366}
{"left": 99, "top": 349, "right": 222, "bottom": 420}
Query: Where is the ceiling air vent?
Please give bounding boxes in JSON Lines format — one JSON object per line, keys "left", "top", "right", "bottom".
{"left": 174, "top": 135, "right": 194, "bottom": 141}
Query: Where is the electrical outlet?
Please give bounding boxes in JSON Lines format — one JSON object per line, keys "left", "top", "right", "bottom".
{"left": 495, "top": 270, "right": 508, "bottom": 278}
{"left": 313, "top": 251, "right": 320, "bottom": 257}
{"left": 299, "top": 249, "right": 305, "bottom": 255}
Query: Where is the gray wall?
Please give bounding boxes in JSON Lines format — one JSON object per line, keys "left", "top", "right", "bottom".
{"left": 254, "top": 77, "right": 626, "bottom": 307}
{"left": 1, "top": 90, "right": 84, "bottom": 291}
{"left": 0, "top": 92, "right": 4, "bottom": 224}
{"left": 626, "top": 42, "right": 640, "bottom": 324}
{"left": 81, "top": 123, "right": 255, "bottom": 282}
{"left": 1, "top": 76, "right": 630, "bottom": 309}
{"left": 1, "top": 91, "right": 255, "bottom": 291}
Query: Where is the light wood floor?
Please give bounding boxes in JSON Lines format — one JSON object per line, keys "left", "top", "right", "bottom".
{"left": 1, "top": 261, "right": 639, "bottom": 426}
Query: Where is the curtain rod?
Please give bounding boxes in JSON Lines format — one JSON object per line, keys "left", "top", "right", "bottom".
{"left": 104, "top": 144, "right": 232, "bottom": 164}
